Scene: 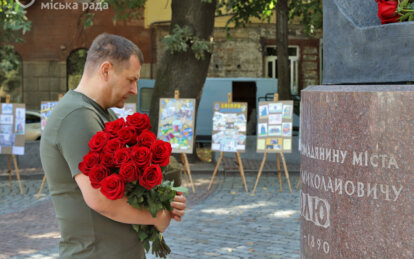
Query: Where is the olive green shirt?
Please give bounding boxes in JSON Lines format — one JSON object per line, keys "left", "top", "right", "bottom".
{"left": 40, "top": 90, "right": 145, "bottom": 259}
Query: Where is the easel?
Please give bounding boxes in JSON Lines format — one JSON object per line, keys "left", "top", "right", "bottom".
{"left": 37, "top": 93, "right": 63, "bottom": 199}
{"left": 251, "top": 94, "right": 293, "bottom": 195}
{"left": 207, "top": 93, "right": 249, "bottom": 192}
{"left": 174, "top": 90, "right": 196, "bottom": 193}
{"left": 4, "top": 95, "right": 24, "bottom": 194}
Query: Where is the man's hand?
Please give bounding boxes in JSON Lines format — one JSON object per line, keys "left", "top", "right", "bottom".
{"left": 154, "top": 210, "right": 171, "bottom": 233}
{"left": 170, "top": 191, "right": 186, "bottom": 222}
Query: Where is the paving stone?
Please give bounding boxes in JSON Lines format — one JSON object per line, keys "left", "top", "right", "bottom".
{"left": 0, "top": 171, "right": 301, "bottom": 259}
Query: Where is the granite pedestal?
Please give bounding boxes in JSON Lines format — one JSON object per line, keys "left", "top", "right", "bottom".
{"left": 300, "top": 85, "right": 413, "bottom": 258}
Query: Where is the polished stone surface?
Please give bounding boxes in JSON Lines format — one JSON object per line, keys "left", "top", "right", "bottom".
{"left": 300, "top": 85, "right": 414, "bottom": 258}
{"left": 323, "top": 0, "right": 414, "bottom": 84}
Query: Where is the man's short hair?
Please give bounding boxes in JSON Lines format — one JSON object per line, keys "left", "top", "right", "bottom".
{"left": 85, "top": 33, "right": 144, "bottom": 72}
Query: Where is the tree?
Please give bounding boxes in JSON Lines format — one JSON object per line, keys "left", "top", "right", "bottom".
{"left": 149, "top": 0, "right": 216, "bottom": 136}
{"left": 277, "top": 0, "right": 290, "bottom": 100}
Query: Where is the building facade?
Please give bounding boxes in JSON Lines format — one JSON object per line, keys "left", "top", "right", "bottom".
{"left": 10, "top": 0, "right": 321, "bottom": 109}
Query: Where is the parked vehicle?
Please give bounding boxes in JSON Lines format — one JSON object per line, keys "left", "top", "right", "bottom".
{"left": 25, "top": 110, "right": 41, "bottom": 141}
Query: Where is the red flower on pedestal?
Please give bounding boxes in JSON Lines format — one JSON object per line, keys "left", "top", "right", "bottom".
{"left": 377, "top": 0, "right": 400, "bottom": 24}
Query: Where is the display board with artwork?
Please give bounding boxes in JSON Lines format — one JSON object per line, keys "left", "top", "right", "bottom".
{"left": 158, "top": 98, "right": 196, "bottom": 154}
{"left": 211, "top": 102, "right": 248, "bottom": 152}
{"left": 41, "top": 101, "right": 58, "bottom": 132}
{"left": 110, "top": 103, "right": 136, "bottom": 120}
{"left": 0, "top": 103, "right": 26, "bottom": 155}
{"left": 256, "top": 100, "right": 294, "bottom": 153}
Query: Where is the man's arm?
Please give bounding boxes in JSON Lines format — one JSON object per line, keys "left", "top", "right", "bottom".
{"left": 75, "top": 173, "right": 171, "bottom": 232}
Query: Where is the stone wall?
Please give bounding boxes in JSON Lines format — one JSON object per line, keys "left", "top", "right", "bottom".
{"left": 301, "top": 46, "right": 320, "bottom": 87}
{"left": 209, "top": 27, "right": 263, "bottom": 78}
{"left": 152, "top": 23, "right": 321, "bottom": 92}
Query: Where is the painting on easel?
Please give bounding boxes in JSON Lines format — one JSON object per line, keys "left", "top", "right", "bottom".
{"left": 158, "top": 98, "right": 196, "bottom": 154}
{"left": 211, "top": 102, "right": 248, "bottom": 152}
{"left": 256, "top": 100, "right": 294, "bottom": 153}
{"left": 41, "top": 101, "right": 58, "bottom": 132}
{"left": 0, "top": 103, "right": 26, "bottom": 155}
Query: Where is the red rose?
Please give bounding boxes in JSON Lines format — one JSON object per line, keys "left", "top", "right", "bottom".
{"left": 114, "top": 148, "right": 130, "bottom": 167}
{"left": 104, "top": 118, "right": 125, "bottom": 137}
{"left": 150, "top": 140, "right": 172, "bottom": 167}
{"left": 377, "top": 0, "right": 400, "bottom": 24}
{"left": 118, "top": 126, "right": 138, "bottom": 146}
{"left": 88, "top": 131, "right": 110, "bottom": 152}
{"left": 139, "top": 164, "right": 163, "bottom": 190}
{"left": 103, "top": 138, "right": 123, "bottom": 154}
{"left": 130, "top": 146, "right": 152, "bottom": 168}
{"left": 79, "top": 152, "right": 100, "bottom": 176}
{"left": 126, "top": 113, "right": 151, "bottom": 135}
{"left": 136, "top": 129, "right": 157, "bottom": 148}
{"left": 100, "top": 174, "right": 125, "bottom": 200}
{"left": 89, "top": 165, "right": 110, "bottom": 189}
{"left": 119, "top": 162, "right": 140, "bottom": 182}
{"left": 101, "top": 152, "right": 116, "bottom": 168}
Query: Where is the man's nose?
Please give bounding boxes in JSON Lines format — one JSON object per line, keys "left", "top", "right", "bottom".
{"left": 130, "top": 83, "right": 138, "bottom": 95}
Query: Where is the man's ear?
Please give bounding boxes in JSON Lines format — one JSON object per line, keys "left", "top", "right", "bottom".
{"left": 99, "top": 61, "right": 112, "bottom": 82}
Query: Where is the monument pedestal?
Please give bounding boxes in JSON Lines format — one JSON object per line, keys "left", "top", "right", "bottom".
{"left": 300, "top": 85, "right": 413, "bottom": 258}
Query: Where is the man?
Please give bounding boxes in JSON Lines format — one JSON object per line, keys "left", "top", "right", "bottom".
{"left": 40, "top": 33, "right": 186, "bottom": 258}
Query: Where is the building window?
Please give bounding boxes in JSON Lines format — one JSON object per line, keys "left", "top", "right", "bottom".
{"left": 264, "top": 45, "right": 299, "bottom": 96}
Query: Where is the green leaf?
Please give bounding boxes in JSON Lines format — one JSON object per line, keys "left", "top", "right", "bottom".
{"left": 137, "top": 231, "right": 148, "bottom": 241}
{"left": 400, "top": 0, "right": 409, "bottom": 8}
{"left": 172, "top": 186, "right": 189, "bottom": 195}
{"left": 132, "top": 224, "right": 140, "bottom": 232}
{"left": 400, "top": 13, "right": 411, "bottom": 21}
{"left": 144, "top": 241, "right": 150, "bottom": 252}
{"left": 127, "top": 195, "right": 142, "bottom": 210}
{"left": 147, "top": 198, "right": 163, "bottom": 218}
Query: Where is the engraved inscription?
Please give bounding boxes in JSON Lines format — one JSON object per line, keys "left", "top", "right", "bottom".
{"left": 300, "top": 191, "right": 330, "bottom": 228}
{"left": 301, "top": 170, "right": 404, "bottom": 202}
{"left": 303, "top": 233, "right": 330, "bottom": 255}
{"left": 301, "top": 144, "right": 399, "bottom": 169}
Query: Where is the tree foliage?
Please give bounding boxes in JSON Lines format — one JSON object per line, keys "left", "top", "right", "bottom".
{"left": 163, "top": 24, "right": 212, "bottom": 61}
{"left": 82, "top": 0, "right": 146, "bottom": 28}
{"left": 218, "top": 0, "right": 322, "bottom": 36}
{"left": 0, "top": 1, "right": 30, "bottom": 102}
{"left": 289, "top": 0, "right": 322, "bottom": 35}
{"left": 0, "top": 45, "right": 22, "bottom": 102}
{"left": 0, "top": 0, "right": 31, "bottom": 44}
{"left": 218, "top": 0, "right": 277, "bottom": 28}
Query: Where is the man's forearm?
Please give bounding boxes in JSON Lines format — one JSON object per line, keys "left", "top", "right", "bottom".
{"left": 75, "top": 173, "right": 167, "bottom": 226}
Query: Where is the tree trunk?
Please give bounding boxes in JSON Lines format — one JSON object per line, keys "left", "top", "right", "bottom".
{"left": 276, "top": 0, "right": 291, "bottom": 100}
{"left": 149, "top": 0, "right": 216, "bottom": 162}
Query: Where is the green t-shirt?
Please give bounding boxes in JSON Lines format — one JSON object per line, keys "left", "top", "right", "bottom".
{"left": 40, "top": 90, "right": 145, "bottom": 259}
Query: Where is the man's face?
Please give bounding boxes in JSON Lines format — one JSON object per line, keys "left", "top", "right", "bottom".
{"left": 108, "top": 55, "right": 141, "bottom": 108}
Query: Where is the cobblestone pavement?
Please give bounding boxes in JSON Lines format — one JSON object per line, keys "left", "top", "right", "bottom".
{"left": 0, "top": 171, "right": 301, "bottom": 259}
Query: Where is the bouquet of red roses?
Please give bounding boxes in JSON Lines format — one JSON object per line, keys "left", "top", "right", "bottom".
{"left": 376, "top": 0, "right": 414, "bottom": 24}
{"left": 78, "top": 112, "right": 187, "bottom": 258}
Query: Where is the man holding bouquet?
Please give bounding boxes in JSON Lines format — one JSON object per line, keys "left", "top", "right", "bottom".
{"left": 40, "top": 33, "right": 186, "bottom": 258}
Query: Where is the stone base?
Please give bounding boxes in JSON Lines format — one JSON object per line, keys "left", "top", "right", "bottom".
{"left": 300, "top": 85, "right": 413, "bottom": 258}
